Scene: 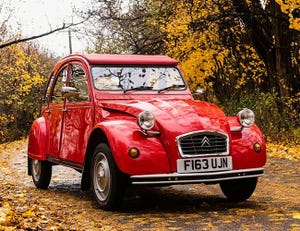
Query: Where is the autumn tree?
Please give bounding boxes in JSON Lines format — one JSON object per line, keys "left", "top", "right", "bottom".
{"left": 162, "top": 1, "right": 267, "bottom": 102}
{"left": 233, "top": 0, "right": 300, "bottom": 98}
{"left": 0, "top": 2, "right": 83, "bottom": 143}
{"left": 83, "top": 0, "right": 174, "bottom": 54}
{"left": 0, "top": 41, "right": 56, "bottom": 143}
{"left": 84, "top": 0, "right": 266, "bottom": 98}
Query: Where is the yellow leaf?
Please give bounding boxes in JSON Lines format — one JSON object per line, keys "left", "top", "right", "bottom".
{"left": 293, "top": 212, "right": 300, "bottom": 219}
{"left": 22, "top": 208, "right": 35, "bottom": 218}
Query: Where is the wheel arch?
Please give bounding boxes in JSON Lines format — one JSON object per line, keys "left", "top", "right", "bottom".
{"left": 27, "top": 117, "right": 49, "bottom": 160}
{"left": 81, "top": 128, "right": 108, "bottom": 191}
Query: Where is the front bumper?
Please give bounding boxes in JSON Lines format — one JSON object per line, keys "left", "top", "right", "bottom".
{"left": 130, "top": 168, "right": 264, "bottom": 185}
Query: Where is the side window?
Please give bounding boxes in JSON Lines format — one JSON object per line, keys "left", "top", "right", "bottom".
{"left": 52, "top": 67, "right": 67, "bottom": 104}
{"left": 68, "top": 64, "right": 89, "bottom": 102}
{"left": 44, "top": 73, "right": 55, "bottom": 105}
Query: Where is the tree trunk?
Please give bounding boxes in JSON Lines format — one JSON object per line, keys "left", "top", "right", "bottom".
{"left": 233, "top": 0, "right": 300, "bottom": 97}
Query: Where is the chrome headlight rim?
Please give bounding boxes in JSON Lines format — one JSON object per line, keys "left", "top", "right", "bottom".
{"left": 238, "top": 108, "right": 255, "bottom": 128}
{"left": 137, "top": 110, "right": 155, "bottom": 131}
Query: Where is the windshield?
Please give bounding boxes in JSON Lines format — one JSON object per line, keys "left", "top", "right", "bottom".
{"left": 91, "top": 66, "right": 186, "bottom": 92}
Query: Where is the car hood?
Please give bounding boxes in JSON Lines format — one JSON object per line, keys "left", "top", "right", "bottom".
{"left": 99, "top": 98, "right": 231, "bottom": 172}
{"left": 99, "top": 98, "right": 230, "bottom": 134}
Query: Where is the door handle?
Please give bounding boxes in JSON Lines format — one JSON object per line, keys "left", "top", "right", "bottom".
{"left": 45, "top": 109, "right": 51, "bottom": 114}
{"left": 62, "top": 108, "right": 68, "bottom": 112}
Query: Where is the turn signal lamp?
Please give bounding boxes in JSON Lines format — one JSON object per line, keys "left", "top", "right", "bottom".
{"left": 253, "top": 143, "right": 262, "bottom": 153}
{"left": 129, "top": 147, "right": 140, "bottom": 158}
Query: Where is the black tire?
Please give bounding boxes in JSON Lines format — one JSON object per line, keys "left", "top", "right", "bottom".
{"left": 30, "top": 158, "right": 52, "bottom": 189}
{"left": 91, "top": 143, "right": 127, "bottom": 210}
{"left": 220, "top": 177, "right": 258, "bottom": 202}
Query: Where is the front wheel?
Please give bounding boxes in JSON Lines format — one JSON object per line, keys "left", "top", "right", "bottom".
{"left": 220, "top": 177, "right": 258, "bottom": 202}
{"left": 30, "top": 158, "right": 52, "bottom": 189}
{"left": 91, "top": 143, "right": 127, "bottom": 210}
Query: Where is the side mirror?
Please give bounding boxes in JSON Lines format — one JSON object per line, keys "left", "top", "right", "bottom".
{"left": 192, "top": 88, "right": 205, "bottom": 95}
{"left": 61, "top": 86, "right": 79, "bottom": 97}
{"left": 192, "top": 88, "right": 205, "bottom": 100}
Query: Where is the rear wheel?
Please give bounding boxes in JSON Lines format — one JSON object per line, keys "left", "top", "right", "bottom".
{"left": 220, "top": 177, "right": 258, "bottom": 202}
{"left": 30, "top": 159, "right": 52, "bottom": 189}
{"left": 91, "top": 143, "right": 127, "bottom": 210}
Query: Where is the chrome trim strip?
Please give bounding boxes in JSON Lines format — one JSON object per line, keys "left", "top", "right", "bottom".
{"left": 141, "top": 130, "right": 161, "bottom": 136}
{"left": 175, "top": 130, "right": 229, "bottom": 157}
{"left": 130, "top": 168, "right": 264, "bottom": 185}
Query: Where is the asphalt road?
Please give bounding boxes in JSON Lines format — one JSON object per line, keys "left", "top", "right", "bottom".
{"left": 0, "top": 140, "right": 299, "bottom": 230}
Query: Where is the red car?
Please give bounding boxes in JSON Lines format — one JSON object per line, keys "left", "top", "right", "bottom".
{"left": 27, "top": 54, "right": 266, "bottom": 210}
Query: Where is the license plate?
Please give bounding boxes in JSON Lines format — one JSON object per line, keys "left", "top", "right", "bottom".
{"left": 177, "top": 156, "right": 232, "bottom": 173}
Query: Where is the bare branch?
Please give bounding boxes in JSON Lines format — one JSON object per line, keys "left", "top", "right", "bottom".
{"left": 0, "top": 18, "right": 88, "bottom": 49}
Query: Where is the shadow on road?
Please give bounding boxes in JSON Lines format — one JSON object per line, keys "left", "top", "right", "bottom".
{"left": 42, "top": 176, "right": 265, "bottom": 214}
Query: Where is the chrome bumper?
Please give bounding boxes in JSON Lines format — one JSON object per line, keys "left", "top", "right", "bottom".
{"left": 130, "top": 168, "right": 264, "bottom": 185}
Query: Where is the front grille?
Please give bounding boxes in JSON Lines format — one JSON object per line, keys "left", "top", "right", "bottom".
{"left": 176, "top": 131, "right": 228, "bottom": 157}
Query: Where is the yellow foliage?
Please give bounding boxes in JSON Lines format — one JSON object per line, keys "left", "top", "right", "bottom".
{"left": 0, "top": 45, "right": 43, "bottom": 98}
{"left": 293, "top": 212, "right": 300, "bottom": 219}
{"left": 162, "top": 0, "right": 266, "bottom": 95}
{"left": 0, "top": 42, "right": 53, "bottom": 143}
{"left": 162, "top": 1, "right": 225, "bottom": 91}
{"left": 276, "top": 0, "right": 300, "bottom": 31}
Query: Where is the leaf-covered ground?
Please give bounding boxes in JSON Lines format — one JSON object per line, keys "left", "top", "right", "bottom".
{"left": 0, "top": 140, "right": 299, "bottom": 230}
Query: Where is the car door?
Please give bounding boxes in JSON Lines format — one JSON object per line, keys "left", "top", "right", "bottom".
{"left": 59, "top": 63, "right": 94, "bottom": 166}
{"left": 43, "top": 66, "right": 68, "bottom": 159}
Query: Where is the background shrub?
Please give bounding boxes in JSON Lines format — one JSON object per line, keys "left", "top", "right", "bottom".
{"left": 221, "top": 91, "right": 300, "bottom": 143}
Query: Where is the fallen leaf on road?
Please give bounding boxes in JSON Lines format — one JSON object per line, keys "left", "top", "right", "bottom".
{"left": 293, "top": 212, "right": 300, "bottom": 219}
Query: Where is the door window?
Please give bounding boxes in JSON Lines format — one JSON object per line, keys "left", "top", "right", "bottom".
{"left": 52, "top": 67, "right": 67, "bottom": 104}
{"left": 67, "top": 64, "right": 89, "bottom": 102}
{"left": 44, "top": 73, "right": 55, "bottom": 105}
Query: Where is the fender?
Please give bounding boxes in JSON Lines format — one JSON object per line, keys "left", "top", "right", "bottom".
{"left": 96, "top": 120, "right": 171, "bottom": 175}
{"left": 228, "top": 116, "right": 267, "bottom": 169}
{"left": 27, "top": 117, "right": 49, "bottom": 161}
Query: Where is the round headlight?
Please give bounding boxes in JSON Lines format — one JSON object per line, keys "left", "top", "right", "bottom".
{"left": 238, "top": 108, "right": 255, "bottom": 127}
{"left": 137, "top": 111, "right": 155, "bottom": 130}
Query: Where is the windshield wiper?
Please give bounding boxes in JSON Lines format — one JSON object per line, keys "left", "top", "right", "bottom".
{"left": 124, "top": 86, "right": 153, "bottom": 93}
{"left": 158, "top": 84, "right": 186, "bottom": 93}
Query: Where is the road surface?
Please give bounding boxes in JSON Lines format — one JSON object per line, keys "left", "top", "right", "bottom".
{"left": 0, "top": 140, "right": 299, "bottom": 230}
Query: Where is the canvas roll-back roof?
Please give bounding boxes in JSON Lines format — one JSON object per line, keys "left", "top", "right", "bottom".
{"left": 68, "top": 54, "right": 179, "bottom": 66}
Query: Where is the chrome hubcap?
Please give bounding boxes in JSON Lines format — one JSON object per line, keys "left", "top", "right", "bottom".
{"left": 93, "top": 152, "right": 111, "bottom": 201}
{"left": 32, "top": 159, "right": 41, "bottom": 181}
